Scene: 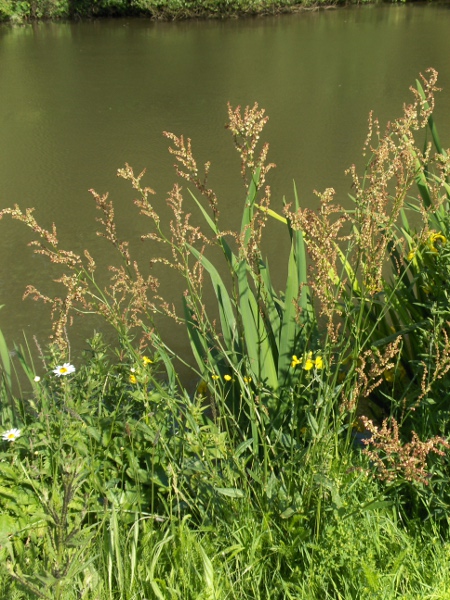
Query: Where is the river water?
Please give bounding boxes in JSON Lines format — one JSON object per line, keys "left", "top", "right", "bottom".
{"left": 1, "top": 5, "right": 450, "bottom": 370}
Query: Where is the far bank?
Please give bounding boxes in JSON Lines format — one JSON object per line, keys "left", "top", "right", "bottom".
{"left": 0, "top": 0, "right": 431, "bottom": 24}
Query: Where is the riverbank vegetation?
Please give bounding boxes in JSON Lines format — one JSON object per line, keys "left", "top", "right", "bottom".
{"left": 1, "top": 68, "right": 450, "bottom": 597}
{"left": 0, "top": 0, "right": 411, "bottom": 24}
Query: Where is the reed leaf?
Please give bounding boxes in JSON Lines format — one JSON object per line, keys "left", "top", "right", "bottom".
{"left": 182, "top": 297, "right": 214, "bottom": 378}
{"left": 236, "top": 258, "right": 278, "bottom": 389}
{"left": 187, "top": 243, "right": 239, "bottom": 362}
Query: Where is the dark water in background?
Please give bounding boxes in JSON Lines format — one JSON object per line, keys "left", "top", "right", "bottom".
{"left": 1, "top": 4, "right": 450, "bottom": 371}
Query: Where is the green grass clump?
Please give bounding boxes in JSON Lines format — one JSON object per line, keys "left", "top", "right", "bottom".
{"left": 2, "top": 68, "right": 450, "bottom": 597}
{"left": 1, "top": 340, "right": 450, "bottom": 599}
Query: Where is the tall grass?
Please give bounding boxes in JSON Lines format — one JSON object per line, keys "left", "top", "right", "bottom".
{"left": 1, "top": 68, "right": 450, "bottom": 597}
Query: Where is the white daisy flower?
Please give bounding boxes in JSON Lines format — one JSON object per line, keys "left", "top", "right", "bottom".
{"left": 3, "top": 428, "right": 21, "bottom": 442}
{"left": 53, "top": 363, "right": 76, "bottom": 377}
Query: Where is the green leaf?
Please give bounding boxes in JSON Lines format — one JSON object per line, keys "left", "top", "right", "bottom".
{"left": 307, "top": 413, "right": 319, "bottom": 437}
{"left": 199, "top": 545, "right": 215, "bottom": 593}
{"left": 256, "top": 258, "right": 282, "bottom": 354}
{"left": 280, "top": 507, "right": 296, "bottom": 519}
{"left": 241, "top": 168, "right": 261, "bottom": 244}
{"left": 278, "top": 242, "right": 301, "bottom": 384}
{"left": 189, "top": 189, "right": 239, "bottom": 269}
{"left": 234, "top": 438, "right": 254, "bottom": 458}
{"left": 214, "top": 487, "right": 244, "bottom": 498}
{"left": 236, "top": 258, "right": 278, "bottom": 389}
{"left": 182, "top": 297, "right": 213, "bottom": 378}
{"left": 187, "top": 243, "right": 239, "bottom": 361}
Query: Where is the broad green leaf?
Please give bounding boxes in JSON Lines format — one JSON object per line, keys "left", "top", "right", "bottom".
{"left": 254, "top": 187, "right": 314, "bottom": 383}
{"left": 237, "top": 259, "right": 278, "bottom": 389}
{"left": 307, "top": 412, "right": 319, "bottom": 437}
{"left": 289, "top": 185, "right": 314, "bottom": 323}
{"left": 255, "top": 258, "right": 281, "bottom": 355}
{"left": 234, "top": 438, "right": 255, "bottom": 458}
{"left": 199, "top": 545, "right": 215, "bottom": 593}
{"left": 360, "top": 499, "right": 393, "bottom": 512}
{"left": 214, "top": 487, "right": 244, "bottom": 498}
{"left": 182, "top": 297, "right": 213, "bottom": 378}
{"left": 278, "top": 243, "right": 300, "bottom": 384}
{"left": 187, "top": 243, "right": 239, "bottom": 360}
{"left": 280, "top": 507, "right": 296, "bottom": 519}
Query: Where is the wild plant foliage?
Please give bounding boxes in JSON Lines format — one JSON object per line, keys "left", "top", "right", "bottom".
{"left": 1, "top": 68, "right": 450, "bottom": 598}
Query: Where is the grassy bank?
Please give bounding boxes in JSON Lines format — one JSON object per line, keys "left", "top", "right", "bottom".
{"left": 0, "top": 0, "right": 398, "bottom": 24}
{"left": 1, "top": 69, "right": 450, "bottom": 597}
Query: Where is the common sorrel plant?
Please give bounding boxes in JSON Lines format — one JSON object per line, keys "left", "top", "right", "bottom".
{"left": 340, "top": 70, "right": 450, "bottom": 442}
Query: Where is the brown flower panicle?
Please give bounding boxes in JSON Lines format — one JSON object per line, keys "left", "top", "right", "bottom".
{"left": 361, "top": 416, "right": 449, "bottom": 486}
{"left": 285, "top": 188, "right": 350, "bottom": 343}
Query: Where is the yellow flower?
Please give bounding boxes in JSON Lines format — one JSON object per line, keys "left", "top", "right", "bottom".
{"left": 211, "top": 375, "right": 220, "bottom": 380}
{"left": 303, "top": 358, "right": 314, "bottom": 371}
{"left": 428, "top": 232, "right": 447, "bottom": 253}
{"left": 291, "top": 355, "right": 302, "bottom": 368}
{"left": 407, "top": 248, "right": 416, "bottom": 261}
{"left": 314, "top": 356, "right": 324, "bottom": 370}
{"left": 243, "top": 376, "right": 252, "bottom": 383}
{"left": 142, "top": 355, "right": 153, "bottom": 365}
{"left": 224, "top": 374, "right": 232, "bottom": 381}
{"left": 129, "top": 374, "right": 137, "bottom": 384}
{"left": 292, "top": 351, "right": 321, "bottom": 370}
{"left": 303, "top": 351, "right": 314, "bottom": 371}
